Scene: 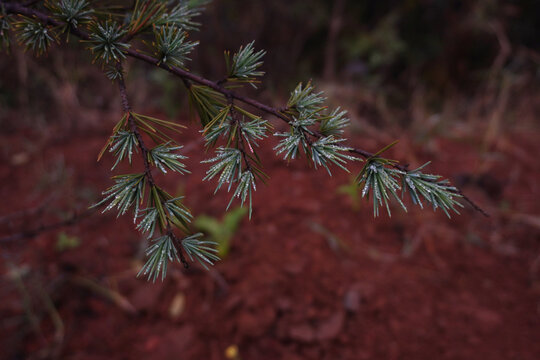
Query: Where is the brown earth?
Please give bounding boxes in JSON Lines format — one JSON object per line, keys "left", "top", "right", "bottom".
{"left": 1, "top": 113, "right": 539, "bottom": 360}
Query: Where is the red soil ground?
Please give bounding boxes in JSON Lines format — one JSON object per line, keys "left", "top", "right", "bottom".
{"left": 1, "top": 113, "right": 539, "bottom": 360}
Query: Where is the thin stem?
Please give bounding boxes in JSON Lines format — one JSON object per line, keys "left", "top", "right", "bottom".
{"left": 238, "top": 138, "right": 253, "bottom": 173}
{"left": 167, "top": 224, "right": 189, "bottom": 268}
{"left": 0, "top": 208, "right": 96, "bottom": 243}
{"left": 228, "top": 99, "right": 252, "bottom": 172}
{"left": 116, "top": 63, "right": 155, "bottom": 187}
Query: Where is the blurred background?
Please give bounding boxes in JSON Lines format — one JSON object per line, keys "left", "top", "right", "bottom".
{"left": 1, "top": 0, "right": 539, "bottom": 359}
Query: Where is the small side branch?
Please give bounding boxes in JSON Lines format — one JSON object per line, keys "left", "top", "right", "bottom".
{"left": 115, "top": 62, "right": 192, "bottom": 265}
{"left": 167, "top": 225, "right": 189, "bottom": 268}
{"left": 116, "top": 63, "right": 155, "bottom": 187}
{"left": 0, "top": 208, "right": 96, "bottom": 243}
{"left": 456, "top": 190, "right": 490, "bottom": 217}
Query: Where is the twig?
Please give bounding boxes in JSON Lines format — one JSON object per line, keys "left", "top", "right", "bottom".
{"left": 68, "top": 275, "right": 137, "bottom": 315}
{"left": 456, "top": 189, "right": 490, "bottom": 218}
{"left": 168, "top": 225, "right": 189, "bottom": 268}
{"left": 7, "top": 262, "right": 46, "bottom": 344}
{"left": 0, "top": 193, "right": 57, "bottom": 225}
{"left": 0, "top": 208, "right": 96, "bottom": 243}
{"left": 40, "top": 288, "right": 65, "bottom": 359}
{"left": 116, "top": 63, "right": 156, "bottom": 187}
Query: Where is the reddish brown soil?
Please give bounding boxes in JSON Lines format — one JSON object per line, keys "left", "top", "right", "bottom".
{"left": 1, "top": 115, "right": 539, "bottom": 360}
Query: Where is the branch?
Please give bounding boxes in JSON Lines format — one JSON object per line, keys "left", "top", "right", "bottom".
{"left": 455, "top": 189, "right": 490, "bottom": 218}
{"left": 115, "top": 62, "right": 191, "bottom": 267}
{"left": 0, "top": 2, "right": 412, "bottom": 162}
{"left": 2, "top": 2, "right": 487, "bottom": 217}
{"left": 0, "top": 2, "right": 412, "bottom": 158}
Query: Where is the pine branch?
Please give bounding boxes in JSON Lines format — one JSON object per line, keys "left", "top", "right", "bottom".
{"left": 1, "top": 2, "right": 489, "bottom": 270}
{"left": 93, "top": 61, "right": 209, "bottom": 279}
{"left": 3, "top": 2, "right": 487, "bottom": 217}
{"left": 113, "top": 62, "right": 199, "bottom": 277}
{"left": 228, "top": 104, "right": 262, "bottom": 217}
{"left": 0, "top": 3, "right": 290, "bottom": 121}
{"left": 197, "top": 94, "right": 268, "bottom": 217}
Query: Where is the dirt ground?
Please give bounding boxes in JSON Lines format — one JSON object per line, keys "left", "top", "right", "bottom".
{"left": 1, "top": 109, "right": 539, "bottom": 360}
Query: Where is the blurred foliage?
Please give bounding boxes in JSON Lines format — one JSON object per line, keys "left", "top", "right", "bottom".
{"left": 55, "top": 232, "right": 81, "bottom": 252}
{"left": 195, "top": 0, "right": 539, "bottom": 89}
{"left": 148, "top": 68, "right": 184, "bottom": 118}
{"left": 0, "top": 0, "right": 538, "bottom": 126}
{"left": 337, "top": 176, "right": 361, "bottom": 211}
{"left": 345, "top": 13, "right": 406, "bottom": 71}
{"left": 194, "top": 207, "right": 247, "bottom": 258}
